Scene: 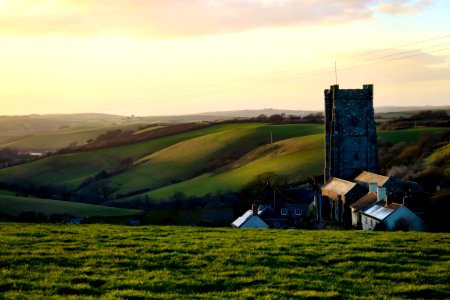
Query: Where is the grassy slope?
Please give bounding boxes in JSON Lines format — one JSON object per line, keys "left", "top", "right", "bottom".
{"left": 0, "top": 114, "right": 127, "bottom": 145}
{"left": 145, "top": 135, "right": 323, "bottom": 200}
{"left": 0, "top": 188, "right": 15, "bottom": 196}
{"left": 105, "top": 124, "right": 322, "bottom": 197}
{"left": 427, "top": 140, "right": 450, "bottom": 176}
{"left": 0, "top": 195, "right": 141, "bottom": 217}
{"left": 0, "top": 124, "right": 247, "bottom": 188}
{"left": 0, "top": 123, "right": 444, "bottom": 203}
{"left": 0, "top": 224, "right": 449, "bottom": 299}
{"left": 0, "top": 123, "right": 149, "bottom": 151}
{"left": 121, "top": 127, "right": 442, "bottom": 201}
{"left": 132, "top": 125, "right": 166, "bottom": 135}
{"left": 377, "top": 127, "right": 448, "bottom": 144}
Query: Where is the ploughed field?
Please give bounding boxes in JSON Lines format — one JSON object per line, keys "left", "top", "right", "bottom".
{"left": 1, "top": 223, "right": 449, "bottom": 299}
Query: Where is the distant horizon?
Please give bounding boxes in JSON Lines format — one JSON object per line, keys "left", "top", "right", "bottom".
{"left": 2, "top": 104, "right": 450, "bottom": 118}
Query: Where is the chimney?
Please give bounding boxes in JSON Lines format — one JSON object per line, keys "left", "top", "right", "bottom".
{"left": 369, "top": 182, "right": 377, "bottom": 193}
{"left": 251, "top": 204, "right": 258, "bottom": 215}
{"left": 377, "top": 187, "right": 387, "bottom": 203}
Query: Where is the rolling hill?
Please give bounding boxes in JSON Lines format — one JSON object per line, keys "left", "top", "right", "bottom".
{"left": 0, "top": 123, "right": 323, "bottom": 203}
{"left": 0, "top": 120, "right": 448, "bottom": 209}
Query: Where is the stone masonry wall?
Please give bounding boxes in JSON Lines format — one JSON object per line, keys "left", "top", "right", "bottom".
{"left": 324, "top": 84, "right": 378, "bottom": 182}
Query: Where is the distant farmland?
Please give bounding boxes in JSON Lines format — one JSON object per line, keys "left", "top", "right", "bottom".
{"left": 0, "top": 224, "right": 449, "bottom": 299}
{"left": 0, "top": 122, "right": 447, "bottom": 208}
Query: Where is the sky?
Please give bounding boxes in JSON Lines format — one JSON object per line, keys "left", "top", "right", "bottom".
{"left": 0, "top": 0, "right": 449, "bottom": 116}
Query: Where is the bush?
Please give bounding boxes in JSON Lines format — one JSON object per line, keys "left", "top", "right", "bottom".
{"left": 393, "top": 217, "right": 411, "bottom": 232}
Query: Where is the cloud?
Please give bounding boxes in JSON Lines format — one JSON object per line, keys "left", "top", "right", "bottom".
{"left": 378, "top": 0, "right": 432, "bottom": 15}
{"left": 0, "top": 0, "right": 434, "bottom": 37}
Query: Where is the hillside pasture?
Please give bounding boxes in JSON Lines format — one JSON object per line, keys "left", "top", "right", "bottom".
{"left": 0, "top": 123, "right": 446, "bottom": 205}
{"left": 0, "top": 114, "right": 134, "bottom": 148}
{"left": 427, "top": 140, "right": 450, "bottom": 176}
{"left": 0, "top": 123, "right": 147, "bottom": 151}
{"left": 0, "top": 195, "right": 141, "bottom": 218}
{"left": 0, "top": 123, "right": 258, "bottom": 188}
{"left": 377, "top": 127, "right": 448, "bottom": 144}
{"left": 144, "top": 134, "right": 323, "bottom": 200}
{"left": 106, "top": 124, "right": 322, "bottom": 197}
{"left": 0, "top": 224, "right": 448, "bottom": 299}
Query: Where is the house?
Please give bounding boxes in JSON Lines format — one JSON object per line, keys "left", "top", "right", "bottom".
{"left": 361, "top": 202, "right": 425, "bottom": 231}
{"left": 322, "top": 171, "right": 426, "bottom": 226}
{"left": 350, "top": 183, "right": 387, "bottom": 228}
{"left": 259, "top": 185, "right": 316, "bottom": 228}
{"left": 232, "top": 185, "right": 317, "bottom": 229}
{"left": 257, "top": 205, "right": 288, "bottom": 229}
{"left": 321, "top": 177, "right": 367, "bottom": 225}
{"left": 354, "top": 171, "right": 423, "bottom": 203}
{"left": 127, "top": 218, "right": 141, "bottom": 226}
{"left": 231, "top": 205, "right": 269, "bottom": 229}
{"left": 66, "top": 218, "right": 82, "bottom": 224}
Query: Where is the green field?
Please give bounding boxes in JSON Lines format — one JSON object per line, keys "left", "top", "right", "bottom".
{"left": 377, "top": 127, "right": 448, "bottom": 144}
{"left": 0, "top": 122, "right": 447, "bottom": 205}
{"left": 0, "top": 195, "right": 142, "bottom": 218}
{"left": 106, "top": 124, "right": 322, "bottom": 198}
{"left": 0, "top": 123, "right": 323, "bottom": 200}
{"left": 0, "top": 224, "right": 448, "bottom": 299}
{"left": 427, "top": 141, "right": 450, "bottom": 176}
{"left": 0, "top": 123, "right": 252, "bottom": 188}
{"left": 145, "top": 135, "right": 323, "bottom": 200}
{"left": 0, "top": 113, "right": 137, "bottom": 149}
{"left": 0, "top": 123, "right": 147, "bottom": 151}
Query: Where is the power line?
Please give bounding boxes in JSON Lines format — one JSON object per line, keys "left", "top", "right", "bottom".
{"left": 87, "top": 34, "right": 450, "bottom": 111}
{"left": 337, "top": 34, "right": 450, "bottom": 61}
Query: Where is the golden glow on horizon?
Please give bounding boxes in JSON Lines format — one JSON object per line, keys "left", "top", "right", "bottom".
{"left": 0, "top": 0, "right": 449, "bottom": 115}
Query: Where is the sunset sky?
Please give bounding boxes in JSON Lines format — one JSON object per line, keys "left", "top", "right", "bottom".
{"left": 0, "top": 0, "right": 449, "bottom": 116}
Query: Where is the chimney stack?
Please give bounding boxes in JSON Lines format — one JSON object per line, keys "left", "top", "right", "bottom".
{"left": 369, "top": 182, "right": 377, "bottom": 193}
{"left": 251, "top": 204, "right": 258, "bottom": 215}
{"left": 377, "top": 187, "right": 387, "bottom": 203}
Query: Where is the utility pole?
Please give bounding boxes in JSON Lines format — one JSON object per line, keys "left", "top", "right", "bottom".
{"left": 335, "top": 61, "right": 338, "bottom": 85}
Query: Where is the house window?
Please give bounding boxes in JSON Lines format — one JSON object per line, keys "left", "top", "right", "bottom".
{"left": 274, "top": 221, "right": 280, "bottom": 228}
{"left": 281, "top": 208, "right": 288, "bottom": 215}
{"left": 295, "top": 208, "right": 302, "bottom": 215}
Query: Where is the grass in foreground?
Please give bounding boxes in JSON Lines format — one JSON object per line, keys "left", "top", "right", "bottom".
{"left": 0, "top": 224, "right": 449, "bottom": 299}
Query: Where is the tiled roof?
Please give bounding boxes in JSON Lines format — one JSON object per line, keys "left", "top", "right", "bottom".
{"left": 362, "top": 204, "right": 401, "bottom": 221}
{"left": 355, "top": 171, "right": 390, "bottom": 187}
{"left": 231, "top": 210, "right": 253, "bottom": 227}
{"left": 350, "top": 192, "right": 377, "bottom": 211}
{"left": 322, "top": 177, "right": 357, "bottom": 195}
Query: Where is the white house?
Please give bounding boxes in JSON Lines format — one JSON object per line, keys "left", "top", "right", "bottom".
{"left": 361, "top": 203, "right": 425, "bottom": 231}
{"left": 231, "top": 205, "right": 269, "bottom": 229}
{"left": 350, "top": 183, "right": 387, "bottom": 228}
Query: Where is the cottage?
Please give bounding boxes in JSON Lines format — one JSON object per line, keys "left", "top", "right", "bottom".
{"left": 231, "top": 205, "right": 269, "bottom": 229}
{"left": 361, "top": 203, "right": 425, "bottom": 231}
{"left": 66, "top": 218, "right": 82, "bottom": 224}
{"left": 350, "top": 183, "right": 387, "bottom": 228}
{"left": 259, "top": 185, "right": 316, "bottom": 228}
{"left": 321, "top": 177, "right": 366, "bottom": 225}
{"left": 354, "top": 171, "right": 423, "bottom": 203}
{"left": 257, "top": 205, "right": 287, "bottom": 229}
{"left": 127, "top": 218, "right": 141, "bottom": 226}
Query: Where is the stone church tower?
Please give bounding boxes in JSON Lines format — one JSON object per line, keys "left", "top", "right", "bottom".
{"left": 324, "top": 84, "right": 378, "bottom": 182}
